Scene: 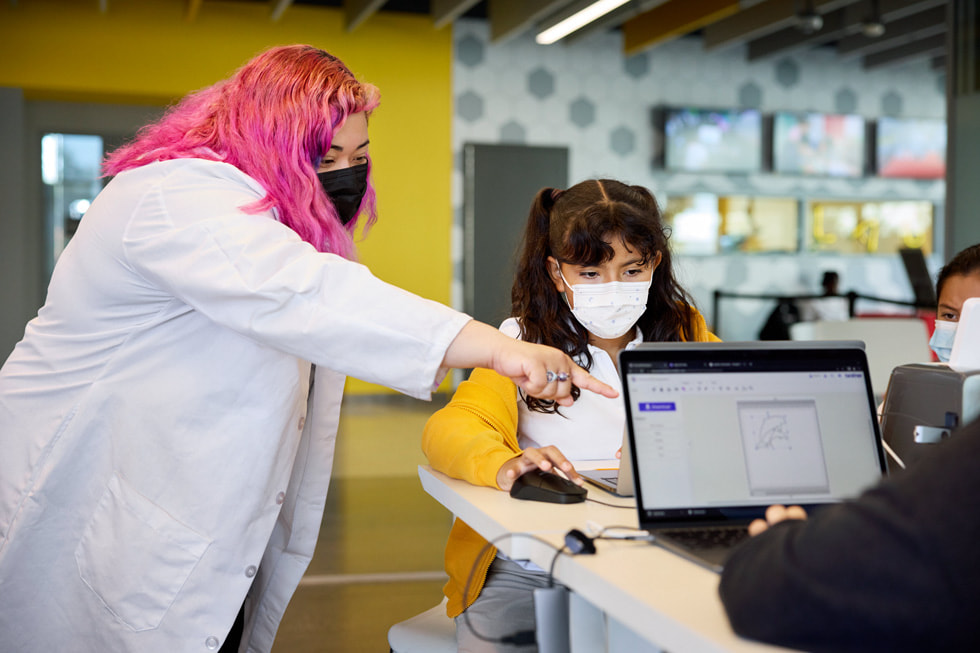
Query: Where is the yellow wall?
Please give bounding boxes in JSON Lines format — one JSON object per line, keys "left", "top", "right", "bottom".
{"left": 0, "top": 0, "right": 454, "bottom": 394}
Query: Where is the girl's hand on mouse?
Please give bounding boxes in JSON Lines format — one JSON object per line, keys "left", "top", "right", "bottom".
{"left": 496, "top": 446, "right": 581, "bottom": 491}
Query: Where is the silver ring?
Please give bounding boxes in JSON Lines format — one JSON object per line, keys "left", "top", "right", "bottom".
{"left": 546, "top": 370, "right": 557, "bottom": 383}
{"left": 557, "top": 372, "right": 569, "bottom": 382}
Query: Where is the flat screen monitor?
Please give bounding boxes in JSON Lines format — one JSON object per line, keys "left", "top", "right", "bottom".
{"left": 876, "top": 117, "right": 946, "bottom": 179}
{"left": 662, "top": 107, "right": 762, "bottom": 173}
{"left": 773, "top": 112, "right": 865, "bottom": 178}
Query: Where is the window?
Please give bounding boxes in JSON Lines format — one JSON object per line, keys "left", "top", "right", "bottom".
{"left": 807, "top": 200, "right": 933, "bottom": 254}
{"left": 664, "top": 194, "right": 799, "bottom": 254}
{"left": 41, "top": 133, "right": 105, "bottom": 265}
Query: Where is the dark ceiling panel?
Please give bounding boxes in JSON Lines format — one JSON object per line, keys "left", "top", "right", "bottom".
{"left": 863, "top": 31, "right": 946, "bottom": 68}
{"left": 69, "top": 0, "right": 950, "bottom": 71}
{"left": 837, "top": 5, "right": 947, "bottom": 58}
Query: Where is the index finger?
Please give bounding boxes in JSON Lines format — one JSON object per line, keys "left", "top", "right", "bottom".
{"left": 748, "top": 518, "right": 770, "bottom": 536}
{"left": 523, "top": 447, "right": 583, "bottom": 485}
{"left": 570, "top": 366, "right": 618, "bottom": 399}
{"left": 543, "top": 447, "right": 582, "bottom": 485}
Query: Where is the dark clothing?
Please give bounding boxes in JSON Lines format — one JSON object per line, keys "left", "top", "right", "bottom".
{"left": 758, "top": 299, "right": 801, "bottom": 340}
{"left": 719, "top": 417, "right": 980, "bottom": 652}
{"left": 219, "top": 603, "right": 245, "bottom": 653}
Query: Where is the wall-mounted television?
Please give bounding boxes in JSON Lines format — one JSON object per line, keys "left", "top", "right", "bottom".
{"left": 876, "top": 117, "right": 946, "bottom": 179}
{"left": 773, "top": 112, "right": 865, "bottom": 178}
{"left": 661, "top": 107, "right": 763, "bottom": 173}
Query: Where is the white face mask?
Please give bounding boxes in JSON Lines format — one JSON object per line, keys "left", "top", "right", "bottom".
{"left": 929, "top": 319, "right": 957, "bottom": 363}
{"left": 559, "top": 268, "right": 652, "bottom": 340}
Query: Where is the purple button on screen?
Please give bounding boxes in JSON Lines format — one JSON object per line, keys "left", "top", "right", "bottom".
{"left": 638, "top": 402, "right": 676, "bottom": 411}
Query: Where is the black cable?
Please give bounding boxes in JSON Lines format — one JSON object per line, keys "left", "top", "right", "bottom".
{"left": 459, "top": 532, "right": 566, "bottom": 645}
{"left": 457, "top": 526, "right": 653, "bottom": 644}
{"left": 547, "top": 543, "right": 569, "bottom": 587}
{"left": 585, "top": 496, "right": 636, "bottom": 508}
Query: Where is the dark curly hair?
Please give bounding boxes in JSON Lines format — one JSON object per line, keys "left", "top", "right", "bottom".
{"left": 936, "top": 244, "right": 980, "bottom": 300}
{"left": 511, "top": 179, "right": 699, "bottom": 412}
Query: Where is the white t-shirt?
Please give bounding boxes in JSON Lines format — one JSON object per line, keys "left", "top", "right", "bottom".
{"left": 497, "top": 317, "right": 641, "bottom": 572}
{"left": 799, "top": 296, "right": 849, "bottom": 322}
{"left": 499, "top": 317, "right": 641, "bottom": 460}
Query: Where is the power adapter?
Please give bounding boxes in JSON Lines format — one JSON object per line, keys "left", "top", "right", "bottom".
{"left": 564, "top": 528, "right": 596, "bottom": 554}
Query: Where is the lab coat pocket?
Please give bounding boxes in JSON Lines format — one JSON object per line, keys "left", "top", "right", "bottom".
{"left": 74, "top": 474, "right": 211, "bottom": 631}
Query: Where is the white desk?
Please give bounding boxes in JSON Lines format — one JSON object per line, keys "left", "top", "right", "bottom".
{"left": 418, "top": 465, "right": 793, "bottom": 653}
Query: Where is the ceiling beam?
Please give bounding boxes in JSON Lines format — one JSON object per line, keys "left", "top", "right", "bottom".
{"left": 269, "top": 0, "right": 292, "bottom": 22}
{"left": 622, "top": 0, "right": 740, "bottom": 56}
{"left": 185, "top": 0, "right": 203, "bottom": 22}
{"left": 848, "top": 0, "right": 947, "bottom": 22}
{"left": 564, "top": 1, "right": 656, "bottom": 46}
{"left": 432, "top": 0, "right": 483, "bottom": 29}
{"left": 344, "top": 0, "right": 386, "bottom": 31}
{"left": 746, "top": 6, "right": 849, "bottom": 61}
{"left": 488, "top": 0, "right": 567, "bottom": 43}
{"left": 837, "top": 4, "right": 946, "bottom": 58}
{"left": 863, "top": 31, "right": 946, "bottom": 69}
{"left": 747, "top": 0, "right": 948, "bottom": 60}
{"left": 702, "top": 0, "right": 861, "bottom": 51}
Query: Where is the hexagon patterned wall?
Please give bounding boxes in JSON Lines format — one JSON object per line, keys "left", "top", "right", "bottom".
{"left": 451, "top": 19, "right": 946, "bottom": 341}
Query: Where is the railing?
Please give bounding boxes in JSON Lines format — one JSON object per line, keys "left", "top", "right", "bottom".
{"left": 711, "top": 289, "right": 929, "bottom": 335}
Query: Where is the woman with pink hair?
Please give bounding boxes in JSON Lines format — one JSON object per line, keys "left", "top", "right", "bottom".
{"left": 0, "top": 45, "right": 613, "bottom": 653}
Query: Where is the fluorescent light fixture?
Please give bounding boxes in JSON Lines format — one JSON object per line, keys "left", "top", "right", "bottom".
{"left": 535, "top": 0, "right": 632, "bottom": 45}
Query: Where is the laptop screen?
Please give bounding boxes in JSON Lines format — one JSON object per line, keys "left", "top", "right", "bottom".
{"left": 620, "top": 342, "right": 887, "bottom": 527}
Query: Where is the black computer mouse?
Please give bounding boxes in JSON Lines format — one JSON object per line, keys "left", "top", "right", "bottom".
{"left": 509, "top": 469, "right": 587, "bottom": 504}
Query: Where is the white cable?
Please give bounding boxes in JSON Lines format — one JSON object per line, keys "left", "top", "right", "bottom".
{"left": 881, "top": 439, "right": 906, "bottom": 469}
{"left": 584, "top": 519, "right": 651, "bottom": 540}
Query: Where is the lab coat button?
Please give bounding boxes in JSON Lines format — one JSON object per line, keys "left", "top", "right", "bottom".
{"left": 276, "top": 492, "right": 285, "bottom": 504}
{"left": 205, "top": 636, "right": 220, "bottom": 650}
{"left": 297, "top": 416, "right": 306, "bottom": 430}
{"left": 245, "top": 565, "right": 257, "bottom": 578}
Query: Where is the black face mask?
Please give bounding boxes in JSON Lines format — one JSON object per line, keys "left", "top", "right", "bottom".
{"left": 317, "top": 163, "right": 368, "bottom": 226}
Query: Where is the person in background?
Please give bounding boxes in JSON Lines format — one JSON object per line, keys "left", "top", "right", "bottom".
{"left": 929, "top": 243, "right": 980, "bottom": 362}
{"left": 0, "top": 45, "right": 615, "bottom": 653}
{"left": 422, "top": 179, "right": 719, "bottom": 652}
{"left": 874, "top": 244, "right": 980, "bottom": 417}
{"left": 718, "top": 415, "right": 980, "bottom": 652}
{"left": 798, "top": 270, "right": 849, "bottom": 322}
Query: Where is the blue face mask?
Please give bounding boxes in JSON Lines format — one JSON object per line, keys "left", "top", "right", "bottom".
{"left": 929, "top": 319, "right": 957, "bottom": 363}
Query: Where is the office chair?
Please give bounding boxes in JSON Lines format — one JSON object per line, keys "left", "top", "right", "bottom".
{"left": 387, "top": 597, "right": 456, "bottom": 653}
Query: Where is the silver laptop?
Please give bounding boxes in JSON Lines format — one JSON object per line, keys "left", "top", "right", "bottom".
{"left": 578, "top": 427, "right": 634, "bottom": 497}
{"left": 620, "top": 341, "right": 887, "bottom": 572}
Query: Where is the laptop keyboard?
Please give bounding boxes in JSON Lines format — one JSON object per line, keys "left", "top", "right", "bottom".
{"left": 658, "top": 526, "right": 749, "bottom": 550}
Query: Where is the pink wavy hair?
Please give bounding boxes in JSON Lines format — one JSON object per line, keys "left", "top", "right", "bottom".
{"left": 103, "top": 44, "right": 380, "bottom": 258}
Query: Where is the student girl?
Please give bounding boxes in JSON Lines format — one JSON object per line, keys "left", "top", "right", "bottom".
{"left": 930, "top": 243, "right": 980, "bottom": 362}
{"left": 422, "top": 178, "right": 720, "bottom": 652}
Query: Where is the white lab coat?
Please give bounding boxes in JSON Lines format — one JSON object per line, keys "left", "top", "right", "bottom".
{"left": 0, "top": 159, "right": 470, "bottom": 652}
